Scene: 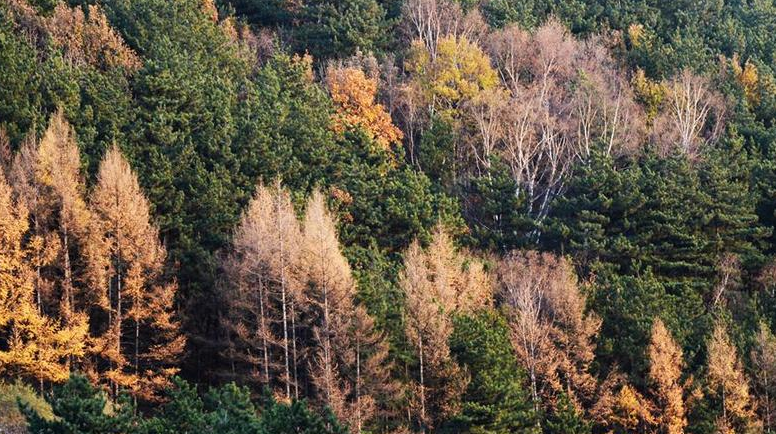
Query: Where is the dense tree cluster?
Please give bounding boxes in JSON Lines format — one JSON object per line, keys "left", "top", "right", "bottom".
{"left": 5, "top": 0, "right": 776, "bottom": 433}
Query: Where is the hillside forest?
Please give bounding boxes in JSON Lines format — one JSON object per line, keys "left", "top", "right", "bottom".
{"left": 4, "top": 0, "right": 776, "bottom": 433}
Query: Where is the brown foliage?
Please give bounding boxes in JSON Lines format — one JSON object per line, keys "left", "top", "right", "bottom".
{"left": 47, "top": 3, "right": 141, "bottom": 72}
{"left": 400, "top": 227, "right": 490, "bottom": 429}
{"left": 499, "top": 250, "right": 600, "bottom": 417}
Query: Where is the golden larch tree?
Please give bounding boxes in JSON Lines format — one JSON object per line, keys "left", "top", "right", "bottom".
{"left": 86, "top": 146, "right": 184, "bottom": 401}
{"left": 707, "top": 321, "right": 761, "bottom": 433}
{"left": 752, "top": 321, "right": 776, "bottom": 433}
{"left": 648, "top": 318, "right": 687, "bottom": 434}
{"left": 223, "top": 181, "right": 303, "bottom": 400}
{"left": 300, "top": 190, "right": 398, "bottom": 432}
{"left": 0, "top": 170, "right": 86, "bottom": 386}
{"left": 498, "top": 250, "right": 600, "bottom": 419}
{"left": 401, "top": 226, "right": 490, "bottom": 430}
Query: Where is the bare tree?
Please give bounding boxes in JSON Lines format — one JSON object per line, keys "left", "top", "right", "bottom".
{"left": 652, "top": 70, "right": 726, "bottom": 159}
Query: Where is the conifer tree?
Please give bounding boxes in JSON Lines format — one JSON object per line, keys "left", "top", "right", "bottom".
{"left": 648, "top": 318, "right": 687, "bottom": 434}
{"left": 752, "top": 321, "right": 776, "bottom": 433}
{"left": 34, "top": 109, "right": 91, "bottom": 325}
{"left": 0, "top": 170, "right": 86, "bottom": 386}
{"left": 86, "top": 146, "right": 184, "bottom": 401}
{"left": 707, "top": 321, "right": 760, "bottom": 433}
{"left": 223, "top": 182, "right": 303, "bottom": 400}
{"left": 300, "top": 190, "right": 397, "bottom": 432}
{"left": 401, "top": 226, "right": 490, "bottom": 430}
{"left": 498, "top": 251, "right": 600, "bottom": 420}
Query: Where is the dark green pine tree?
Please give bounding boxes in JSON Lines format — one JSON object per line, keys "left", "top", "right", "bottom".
{"left": 295, "top": 0, "right": 388, "bottom": 59}
{"left": 203, "top": 383, "right": 261, "bottom": 434}
{"left": 462, "top": 157, "right": 534, "bottom": 253}
{"left": 256, "top": 393, "right": 348, "bottom": 434}
{"left": 543, "top": 393, "right": 590, "bottom": 434}
{"left": 142, "top": 378, "right": 207, "bottom": 434}
{"left": 22, "top": 375, "right": 138, "bottom": 434}
{"left": 443, "top": 310, "right": 539, "bottom": 434}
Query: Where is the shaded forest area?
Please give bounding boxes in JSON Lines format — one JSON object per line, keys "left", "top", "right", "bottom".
{"left": 4, "top": 0, "right": 776, "bottom": 433}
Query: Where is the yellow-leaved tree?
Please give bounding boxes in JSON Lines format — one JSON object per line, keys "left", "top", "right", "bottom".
{"left": 0, "top": 170, "right": 86, "bottom": 387}
{"left": 86, "top": 146, "right": 184, "bottom": 401}
{"left": 648, "top": 318, "right": 687, "bottom": 434}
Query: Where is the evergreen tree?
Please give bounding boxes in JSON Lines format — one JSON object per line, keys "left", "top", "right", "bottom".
{"left": 445, "top": 310, "right": 539, "bottom": 434}
{"left": 22, "top": 374, "right": 138, "bottom": 434}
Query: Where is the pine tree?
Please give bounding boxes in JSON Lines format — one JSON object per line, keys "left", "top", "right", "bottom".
{"left": 648, "top": 318, "right": 687, "bottom": 434}
{"left": 86, "top": 145, "right": 184, "bottom": 401}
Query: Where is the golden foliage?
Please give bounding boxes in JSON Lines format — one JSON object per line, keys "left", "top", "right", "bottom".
{"left": 648, "top": 318, "right": 687, "bottom": 434}
{"left": 327, "top": 66, "right": 403, "bottom": 151}
{"left": 707, "top": 321, "right": 761, "bottom": 433}
{"left": 47, "top": 3, "right": 141, "bottom": 72}
{"left": 87, "top": 146, "right": 183, "bottom": 401}
{"left": 406, "top": 35, "right": 498, "bottom": 120}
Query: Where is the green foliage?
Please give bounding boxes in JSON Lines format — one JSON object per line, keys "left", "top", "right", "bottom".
{"left": 543, "top": 394, "right": 590, "bottom": 434}
{"left": 0, "top": 381, "right": 52, "bottom": 434}
{"left": 22, "top": 375, "right": 138, "bottom": 434}
{"left": 295, "top": 0, "right": 388, "bottom": 59}
{"left": 444, "top": 310, "right": 538, "bottom": 434}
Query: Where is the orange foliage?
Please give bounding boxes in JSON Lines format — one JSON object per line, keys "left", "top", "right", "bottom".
{"left": 327, "top": 66, "right": 403, "bottom": 151}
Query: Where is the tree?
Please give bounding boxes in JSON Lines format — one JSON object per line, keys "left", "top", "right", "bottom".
{"left": 22, "top": 374, "right": 138, "bottom": 434}
{"left": 498, "top": 251, "right": 600, "bottom": 420}
{"left": 751, "top": 321, "right": 776, "bottom": 433}
{"left": 295, "top": 0, "right": 387, "bottom": 59}
{"left": 86, "top": 146, "right": 184, "bottom": 401}
{"left": 223, "top": 182, "right": 303, "bottom": 400}
{"left": 445, "top": 310, "right": 539, "bottom": 434}
{"left": 326, "top": 65, "right": 403, "bottom": 152}
{"left": 0, "top": 169, "right": 86, "bottom": 386}
{"left": 647, "top": 318, "right": 687, "bottom": 434}
{"left": 400, "top": 226, "right": 490, "bottom": 430}
{"left": 707, "top": 321, "right": 760, "bottom": 433}
{"left": 33, "top": 109, "right": 91, "bottom": 326}
{"left": 651, "top": 70, "right": 726, "bottom": 158}
{"left": 301, "top": 190, "right": 397, "bottom": 432}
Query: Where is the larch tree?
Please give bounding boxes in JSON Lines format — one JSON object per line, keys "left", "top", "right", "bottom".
{"left": 34, "top": 109, "right": 92, "bottom": 326}
{"left": 401, "top": 226, "right": 491, "bottom": 430}
{"left": 86, "top": 146, "right": 184, "bottom": 401}
{"left": 647, "top": 318, "right": 687, "bottom": 434}
{"left": 0, "top": 170, "right": 86, "bottom": 387}
{"left": 223, "top": 182, "right": 303, "bottom": 400}
{"left": 9, "top": 135, "right": 59, "bottom": 315}
{"left": 300, "top": 190, "right": 396, "bottom": 432}
{"left": 498, "top": 250, "right": 600, "bottom": 420}
{"left": 707, "top": 321, "right": 760, "bottom": 434}
{"left": 751, "top": 321, "right": 776, "bottom": 433}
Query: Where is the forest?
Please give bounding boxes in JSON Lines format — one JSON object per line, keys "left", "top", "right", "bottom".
{"left": 2, "top": 0, "right": 776, "bottom": 433}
